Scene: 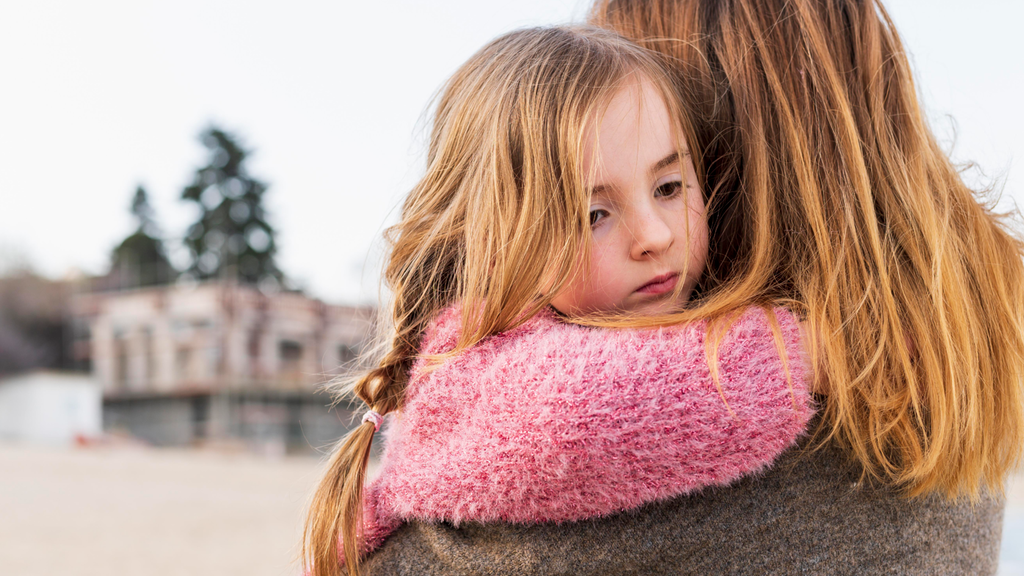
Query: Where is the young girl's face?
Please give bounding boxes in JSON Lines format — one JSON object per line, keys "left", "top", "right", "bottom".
{"left": 550, "top": 78, "right": 708, "bottom": 316}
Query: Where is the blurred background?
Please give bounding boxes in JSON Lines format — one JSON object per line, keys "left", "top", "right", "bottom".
{"left": 0, "top": 1, "right": 1021, "bottom": 575}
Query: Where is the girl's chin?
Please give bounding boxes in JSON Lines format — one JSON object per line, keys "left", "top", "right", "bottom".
{"left": 553, "top": 292, "right": 690, "bottom": 317}
{"left": 623, "top": 293, "right": 688, "bottom": 315}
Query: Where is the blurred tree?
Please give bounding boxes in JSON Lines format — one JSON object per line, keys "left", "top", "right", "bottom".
{"left": 181, "top": 127, "right": 283, "bottom": 288}
{"left": 109, "top": 185, "right": 176, "bottom": 288}
{"left": 0, "top": 269, "right": 73, "bottom": 375}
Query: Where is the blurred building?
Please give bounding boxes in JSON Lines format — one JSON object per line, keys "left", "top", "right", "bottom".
{"left": 0, "top": 371, "right": 101, "bottom": 445}
{"left": 70, "top": 281, "right": 374, "bottom": 454}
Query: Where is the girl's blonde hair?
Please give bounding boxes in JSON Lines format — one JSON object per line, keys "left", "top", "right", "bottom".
{"left": 590, "top": 0, "right": 1024, "bottom": 498}
{"left": 302, "top": 26, "right": 699, "bottom": 576}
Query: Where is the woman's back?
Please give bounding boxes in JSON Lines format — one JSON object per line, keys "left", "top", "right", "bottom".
{"left": 362, "top": 422, "right": 1003, "bottom": 575}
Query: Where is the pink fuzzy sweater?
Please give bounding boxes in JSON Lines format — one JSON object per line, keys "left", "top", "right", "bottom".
{"left": 355, "top": 306, "right": 812, "bottom": 555}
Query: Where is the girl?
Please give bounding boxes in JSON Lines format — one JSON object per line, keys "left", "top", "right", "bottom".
{"left": 352, "top": 1, "right": 1024, "bottom": 574}
{"left": 303, "top": 26, "right": 815, "bottom": 576}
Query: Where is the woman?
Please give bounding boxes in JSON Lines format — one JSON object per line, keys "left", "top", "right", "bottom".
{"left": 360, "top": 0, "right": 1024, "bottom": 573}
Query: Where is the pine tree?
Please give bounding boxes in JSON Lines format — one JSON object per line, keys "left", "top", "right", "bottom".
{"left": 181, "top": 127, "right": 283, "bottom": 287}
{"left": 110, "top": 185, "right": 176, "bottom": 288}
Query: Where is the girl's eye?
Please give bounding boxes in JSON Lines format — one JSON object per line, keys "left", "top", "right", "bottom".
{"left": 655, "top": 180, "right": 683, "bottom": 199}
{"left": 589, "top": 208, "right": 609, "bottom": 227}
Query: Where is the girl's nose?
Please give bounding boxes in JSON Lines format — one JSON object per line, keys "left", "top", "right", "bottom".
{"left": 628, "top": 208, "right": 674, "bottom": 260}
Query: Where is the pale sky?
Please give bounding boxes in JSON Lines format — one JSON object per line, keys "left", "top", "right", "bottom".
{"left": 1, "top": 0, "right": 1021, "bottom": 304}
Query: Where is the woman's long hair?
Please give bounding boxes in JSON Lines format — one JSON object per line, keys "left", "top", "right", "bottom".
{"left": 590, "top": 0, "right": 1024, "bottom": 498}
{"left": 302, "top": 26, "right": 699, "bottom": 576}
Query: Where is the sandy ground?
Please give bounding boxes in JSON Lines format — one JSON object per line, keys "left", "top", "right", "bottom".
{"left": 0, "top": 442, "right": 328, "bottom": 576}
{"left": 0, "top": 441, "right": 1022, "bottom": 576}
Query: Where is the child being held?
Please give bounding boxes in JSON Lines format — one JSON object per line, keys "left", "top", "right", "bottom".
{"left": 304, "top": 27, "right": 813, "bottom": 576}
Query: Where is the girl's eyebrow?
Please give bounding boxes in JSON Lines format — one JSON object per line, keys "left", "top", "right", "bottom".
{"left": 650, "top": 151, "right": 682, "bottom": 176}
{"left": 590, "top": 150, "right": 689, "bottom": 197}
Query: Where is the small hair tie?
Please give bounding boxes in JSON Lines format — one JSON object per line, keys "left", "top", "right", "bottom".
{"left": 361, "top": 410, "right": 383, "bottom": 432}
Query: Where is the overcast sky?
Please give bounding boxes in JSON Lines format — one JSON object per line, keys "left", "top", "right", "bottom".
{"left": 1, "top": 0, "right": 1020, "bottom": 304}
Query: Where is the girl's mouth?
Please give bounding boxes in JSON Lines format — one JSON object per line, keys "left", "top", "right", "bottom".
{"left": 636, "top": 273, "right": 679, "bottom": 295}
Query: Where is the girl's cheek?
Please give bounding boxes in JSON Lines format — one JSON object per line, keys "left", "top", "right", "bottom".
{"left": 587, "top": 239, "right": 625, "bottom": 298}
{"left": 589, "top": 219, "right": 612, "bottom": 241}
{"left": 589, "top": 234, "right": 617, "bottom": 269}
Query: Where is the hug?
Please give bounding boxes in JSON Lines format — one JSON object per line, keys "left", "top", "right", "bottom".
{"left": 306, "top": 1, "right": 1024, "bottom": 574}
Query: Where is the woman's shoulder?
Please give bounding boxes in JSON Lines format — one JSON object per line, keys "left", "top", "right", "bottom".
{"left": 361, "top": 428, "right": 1004, "bottom": 576}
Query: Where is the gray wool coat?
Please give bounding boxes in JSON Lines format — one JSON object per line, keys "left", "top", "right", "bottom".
{"left": 359, "top": 423, "right": 1004, "bottom": 575}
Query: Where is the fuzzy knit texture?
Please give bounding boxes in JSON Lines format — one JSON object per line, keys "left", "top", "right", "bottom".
{"left": 352, "top": 305, "right": 813, "bottom": 556}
